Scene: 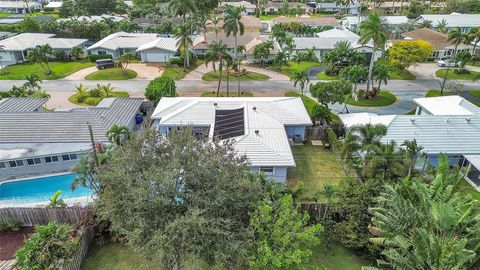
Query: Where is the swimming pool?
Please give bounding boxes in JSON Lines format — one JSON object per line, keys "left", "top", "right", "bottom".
{"left": 0, "top": 173, "right": 93, "bottom": 206}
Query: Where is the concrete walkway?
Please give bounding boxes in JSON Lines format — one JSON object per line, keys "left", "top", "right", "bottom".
{"left": 65, "top": 63, "right": 163, "bottom": 80}
{"left": 182, "top": 62, "right": 290, "bottom": 81}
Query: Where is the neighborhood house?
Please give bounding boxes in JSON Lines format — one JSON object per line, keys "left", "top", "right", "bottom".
{"left": 151, "top": 97, "right": 312, "bottom": 182}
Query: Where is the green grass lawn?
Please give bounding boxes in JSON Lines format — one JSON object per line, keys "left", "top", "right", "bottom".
{"left": 388, "top": 69, "right": 416, "bottom": 80}
{"left": 85, "top": 68, "right": 137, "bottom": 80}
{"left": 200, "top": 90, "right": 253, "bottom": 97}
{"left": 281, "top": 61, "right": 321, "bottom": 78}
{"left": 316, "top": 70, "right": 339, "bottom": 80}
{"left": 68, "top": 91, "right": 129, "bottom": 106}
{"left": 467, "top": 61, "right": 480, "bottom": 67}
{"left": 425, "top": 89, "right": 454, "bottom": 97}
{"left": 287, "top": 143, "right": 347, "bottom": 200}
{"left": 0, "top": 12, "right": 9, "bottom": 17}
{"left": 306, "top": 243, "right": 373, "bottom": 270}
{"left": 346, "top": 91, "right": 396, "bottom": 107}
{"left": 202, "top": 71, "right": 269, "bottom": 81}
{"left": 0, "top": 60, "right": 94, "bottom": 80}
{"left": 435, "top": 69, "right": 480, "bottom": 80}
{"left": 284, "top": 91, "right": 341, "bottom": 124}
{"left": 81, "top": 242, "right": 161, "bottom": 270}
{"left": 162, "top": 59, "right": 205, "bottom": 80}
{"left": 259, "top": 14, "right": 280, "bottom": 20}
{"left": 470, "top": 90, "right": 480, "bottom": 98}
{"left": 456, "top": 180, "right": 480, "bottom": 201}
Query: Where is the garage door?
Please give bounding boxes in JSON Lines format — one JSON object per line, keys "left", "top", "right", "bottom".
{"left": 145, "top": 53, "right": 166, "bottom": 63}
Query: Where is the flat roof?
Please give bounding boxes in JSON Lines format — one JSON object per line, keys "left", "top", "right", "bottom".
{"left": 416, "top": 13, "right": 480, "bottom": 28}
{"left": 88, "top": 32, "right": 159, "bottom": 51}
{"left": 413, "top": 96, "right": 480, "bottom": 115}
{"left": 0, "top": 98, "right": 47, "bottom": 112}
{"left": 0, "top": 33, "right": 87, "bottom": 51}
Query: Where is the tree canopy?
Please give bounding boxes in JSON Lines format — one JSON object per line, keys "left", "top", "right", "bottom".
{"left": 310, "top": 80, "right": 352, "bottom": 108}
{"left": 388, "top": 40, "right": 434, "bottom": 70}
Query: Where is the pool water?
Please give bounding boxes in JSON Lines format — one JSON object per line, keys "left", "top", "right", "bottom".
{"left": 0, "top": 174, "right": 93, "bottom": 205}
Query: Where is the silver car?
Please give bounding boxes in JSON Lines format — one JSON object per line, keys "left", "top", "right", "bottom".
{"left": 436, "top": 60, "right": 458, "bottom": 67}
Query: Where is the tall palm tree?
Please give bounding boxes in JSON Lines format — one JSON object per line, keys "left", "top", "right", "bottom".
{"left": 466, "top": 28, "right": 480, "bottom": 64}
{"left": 223, "top": 5, "right": 246, "bottom": 96}
{"left": 359, "top": 12, "right": 387, "bottom": 96}
{"left": 274, "top": 51, "right": 288, "bottom": 68}
{"left": 373, "top": 61, "right": 390, "bottom": 95}
{"left": 437, "top": 18, "right": 448, "bottom": 33}
{"left": 27, "top": 44, "right": 53, "bottom": 75}
{"left": 290, "top": 70, "right": 310, "bottom": 101}
{"left": 400, "top": 139, "right": 424, "bottom": 177}
{"left": 107, "top": 124, "right": 130, "bottom": 145}
{"left": 174, "top": 22, "right": 193, "bottom": 69}
{"left": 352, "top": 123, "right": 387, "bottom": 178}
{"left": 440, "top": 28, "right": 466, "bottom": 94}
{"left": 207, "top": 13, "right": 222, "bottom": 40}
{"left": 168, "top": 0, "right": 196, "bottom": 22}
{"left": 204, "top": 41, "right": 230, "bottom": 96}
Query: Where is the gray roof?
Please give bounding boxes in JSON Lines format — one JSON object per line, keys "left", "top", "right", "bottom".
{"left": 0, "top": 98, "right": 47, "bottom": 112}
{"left": 416, "top": 13, "right": 480, "bottom": 28}
{"left": 0, "top": 98, "right": 143, "bottom": 144}
{"left": 0, "top": 33, "right": 87, "bottom": 51}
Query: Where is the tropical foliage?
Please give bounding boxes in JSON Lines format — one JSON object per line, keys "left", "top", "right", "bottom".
{"left": 144, "top": 76, "right": 177, "bottom": 104}
{"left": 388, "top": 40, "right": 434, "bottom": 71}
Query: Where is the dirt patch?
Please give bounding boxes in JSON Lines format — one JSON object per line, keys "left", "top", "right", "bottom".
{"left": 0, "top": 227, "right": 35, "bottom": 260}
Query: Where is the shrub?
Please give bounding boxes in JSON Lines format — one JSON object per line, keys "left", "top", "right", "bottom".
{"left": 88, "top": 54, "right": 113, "bottom": 62}
{"left": 85, "top": 97, "right": 100, "bottom": 106}
{"left": 89, "top": 87, "right": 102, "bottom": 98}
{"left": 16, "top": 222, "right": 77, "bottom": 270}
{"left": 0, "top": 220, "right": 21, "bottom": 232}
{"left": 54, "top": 50, "right": 67, "bottom": 61}
{"left": 145, "top": 76, "right": 177, "bottom": 104}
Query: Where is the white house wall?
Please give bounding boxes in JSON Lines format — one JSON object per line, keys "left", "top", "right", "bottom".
{"left": 250, "top": 166, "right": 289, "bottom": 182}
{"left": 140, "top": 48, "right": 177, "bottom": 63}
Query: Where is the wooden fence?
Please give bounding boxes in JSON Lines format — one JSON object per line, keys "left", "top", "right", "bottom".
{"left": 0, "top": 207, "right": 83, "bottom": 226}
{"left": 63, "top": 228, "right": 95, "bottom": 270}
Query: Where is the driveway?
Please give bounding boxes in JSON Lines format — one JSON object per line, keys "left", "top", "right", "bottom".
{"left": 182, "top": 62, "right": 290, "bottom": 81}
{"left": 407, "top": 63, "right": 439, "bottom": 80}
{"left": 65, "top": 63, "right": 163, "bottom": 80}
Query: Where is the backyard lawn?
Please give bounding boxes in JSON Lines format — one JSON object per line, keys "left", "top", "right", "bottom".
{"left": 284, "top": 91, "right": 341, "bottom": 124}
{"left": 388, "top": 69, "right": 416, "bottom": 80}
{"left": 281, "top": 61, "right": 320, "bottom": 78}
{"left": 201, "top": 90, "right": 253, "bottom": 97}
{"left": 316, "top": 70, "right": 339, "bottom": 80}
{"left": 345, "top": 91, "right": 396, "bottom": 107}
{"left": 435, "top": 69, "right": 480, "bottom": 80}
{"left": 85, "top": 68, "right": 137, "bottom": 80}
{"left": 457, "top": 180, "right": 480, "bottom": 201}
{"left": 0, "top": 60, "right": 94, "bottom": 80}
{"left": 287, "top": 143, "right": 347, "bottom": 200}
{"left": 202, "top": 71, "right": 269, "bottom": 81}
{"left": 306, "top": 243, "right": 373, "bottom": 270}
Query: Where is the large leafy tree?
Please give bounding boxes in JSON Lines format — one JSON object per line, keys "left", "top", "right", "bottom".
{"left": 368, "top": 154, "right": 480, "bottom": 270}
{"left": 223, "top": 5, "right": 246, "bottom": 96}
{"left": 249, "top": 194, "right": 322, "bottom": 269}
{"left": 340, "top": 64, "right": 367, "bottom": 99}
{"left": 310, "top": 80, "right": 352, "bottom": 108}
{"left": 96, "top": 129, "right": 267, "bottom": 269}
{"left": 16, "top": 222, "right": 77, "bottom": 270}
{"left": 359, "top": 13, "right": 387, "bottom": 95}
{"left": 388, "top": 40, "right": 434, "bottom": 71}
{"left": 204, "top": 41, "right": 231, "bottom": 96}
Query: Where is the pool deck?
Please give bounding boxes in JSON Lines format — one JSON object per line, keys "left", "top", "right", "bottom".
{"left": 0, "top": 195, "right": 96, "bottom": 208}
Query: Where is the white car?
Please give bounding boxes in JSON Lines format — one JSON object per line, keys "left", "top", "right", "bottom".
{"left": 436, "top": 60, "right": 458, "bottom": 67}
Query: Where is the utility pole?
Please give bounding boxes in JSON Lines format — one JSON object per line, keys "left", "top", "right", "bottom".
{"left": 88, "top": 123, "right": 100, "bottom": 168}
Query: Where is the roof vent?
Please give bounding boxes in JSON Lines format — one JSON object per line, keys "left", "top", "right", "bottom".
{"left": 255, "top": 130, "right": 260, "bottom": 135}
{"left": 410, "top": 118, "right": 415, "bottom": 123}
{"left": 445, "top": 118, "right": 449, "bottom": 123}
{"left": 213, "top": 102, "right": 218, "bottom": 106}
{"left": 253, "top": 106, "right": 257, "bottom": 111}
{"left": 466, "top": 117, "right": 471, "bottom": 123}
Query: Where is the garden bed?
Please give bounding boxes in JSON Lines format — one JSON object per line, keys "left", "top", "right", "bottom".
{"left": 435, "top": 69, "right": 480, "bottom": 80}
{"left": 69, "top": 92, "right": 129, "bottom": 106}
{"left": 345, "top": 91, "right": 396, "bottom": 107}
{"left": 85, "top": 68, "right": 137, "bottom": 80}
{"left": 0, "top": 226, "right": 35, "bottom": 260}
{"left": 202, "top": 71, "right": 269, "bottom": 81}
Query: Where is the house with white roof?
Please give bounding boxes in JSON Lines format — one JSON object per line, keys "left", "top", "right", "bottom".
{"left": 44, "top": 1, "right": 62, "bottom": 10}
{"left": 151, "top": 97, "right": 312, "bottom": 182}
{"left": 292, "top": 28, "right": 382, "bottom": 63}
{"left": 0, "top": 97, "right": 145, "bottom": 181}
{"left": 339, "top": 95, "right": 480, "bottom": 190}
{"left": 87, "top": 32, "right": 160, "bottom": 59}
{"left": 415, "top": 13, "right": 480, "bottom": 33}
{"left": 0, "top": 1, "right": 41, "bottom": 13}
{"left": 341, "top": 15, "right": 409, "bottom": 31}
{"left": 218, "top": 1, "right": 256, "bottom": 15}
{"left": 57, "top": 15, "right": 125, "bottom": 23}
{"left": 314, "top": 2, "right": 360, "bottom": 15}
{"left": 135, "top": 37, "right": 180, "bottom": 63}
{"left": 0, "top": 33, "right": 88, "bottom": 66}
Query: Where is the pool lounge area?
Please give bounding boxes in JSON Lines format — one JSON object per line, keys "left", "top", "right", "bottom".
{"left": 0, "top": 173, "right": 95, "bottom": 207}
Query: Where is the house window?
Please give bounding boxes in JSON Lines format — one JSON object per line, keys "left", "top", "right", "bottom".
{"left": 0, "top": 162, "right": 5, "bottom": 169}
{"left": 260, "top": 166, "right": 274, "bottom": 175}
{"left": 98, "top": 51, "right": 107, "bottom": 55}
{"left": 34, "top": 158, "right": 41, "bottom": 164}
{"left": 9, "top": 161, "right": 17, "bottom": 168}
{"left": 16, "top": 160, "right": 24, "bottom": 167}
{"left": 62, "top": 154, "right": 70, "bottom": 161}
{"left": 45, "top": 156, "right": 52, "bottom": 163}
{"left": 52, "top": 156, "right": 59, "bottom": 162}
{"left": 69, "top": 154, "right": 78, "bottom": 160}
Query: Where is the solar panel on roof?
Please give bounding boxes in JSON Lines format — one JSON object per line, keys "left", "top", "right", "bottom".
{"left": 213, "top": 108, "right": 245, "bottom": 140}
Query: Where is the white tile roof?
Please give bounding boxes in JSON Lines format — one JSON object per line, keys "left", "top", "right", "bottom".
{"left": 219, "top": 1, "right": 256, "bottom": 9}
{"left": 88, "top": 32, "right": 159, "bottom": 51}
{"left": 340, "top": 96, "right": 480, "bottom": 155}
{"left": 0, "top": 1, "right": 40, "bottom": 8}
{"left": 0, "top": 33, "right": 87, "bottom": 51}
{"left": 57, "top": 15, "right": 125, "bottom": 23}
{"left": 416, "top": 13, "right": 480, "bottom": 28}
{"left": 343, "top": 15, "right": 409, "bottom": 25}
{"left": 0, "top": 98, "right": 47, "bottom": 112}
{"left": 152, "top": 97, "right": 312, "bottom": 167}
{"left": 136, "top": 37, "right": 179, "bottom": 52}
{"left": 45, "top": 1, "right": 62, "bottom": 8}
{"left": 293, "top": 35, "right": 372, "bottom": 50}
{"left": 315, "top": 28, "right": 359, "bottom": 38}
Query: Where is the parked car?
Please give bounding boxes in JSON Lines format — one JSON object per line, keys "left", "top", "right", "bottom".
{"left": 95, "top": 59, "right": 115, "bottom": 69}
{"left": 436, "top": 59, "right": 458, "bottom": 67}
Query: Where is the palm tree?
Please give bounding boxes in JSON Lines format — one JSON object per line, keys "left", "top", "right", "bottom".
{"left": 207, "top": 14, "right": 222, "bottom": 40}
{"left": 284, "top": 37, "right": 296, "bottom": 61}
{"left": 75, "top": 83, "right": 89, "bottom": 102}
{"left": 373, "top": 61, "right": 390, "bottom": 96}
{"left": 290, "top": 70, "right": 310, "bottom": 101}
{"left": 32, "top": 89, "right": 50, "bottom": 98}
{"left": 359, "top": 12, "right": 387, "bottom": 96}
{"left": 107, "top": 124, "right": 131, "bottom": 145}
{"left": 205, "top": 41, "right": 230, "bottom": 96}
{"left": 437, "top": 18, "right": 448, "bottom": 33}
{"left": 23, "top": 74, "right": 42, "bottom": 94}
{"left": 273, "top": 51, "right": 288, "bottom": 68}
{"left": 168, "top": 0, "right": 196, "bottom": 22}
{"left": 340, "top": 64, "right": 367, "bottom": 100}
{"left": 466, "top": 28, "right": 480, "bottom": 64}
{"left": 440, "top": 28, "right": 466, "bottom": 95}
{"left": 400, "top": 139, "right": 424, "bottom": 177}
{"left": 315, "top": 184, "right": 336, "bottom": 219}
{"left": 100, "top": 83, "right": 114, "bottom": 97}
{"left": 223, "top": 5, "right": 246, "bottom": 96}
{"left": 352, "top": 123, "right": 387, "bottom": 178}
{"left": 27, "top": 44, "right": 53, "bottom": 75}
{"left": 174, "top": 22, "right": 193, "bottom": 69}
{"left": 71, "top": 46, "right": 83, "bottom": 60}
{"left": 48, "top": 190, "right": 66, "bottom": 208}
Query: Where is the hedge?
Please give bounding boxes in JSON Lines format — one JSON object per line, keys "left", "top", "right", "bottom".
{"left": 88, "top": 54, "right": 113, "bottom": 62}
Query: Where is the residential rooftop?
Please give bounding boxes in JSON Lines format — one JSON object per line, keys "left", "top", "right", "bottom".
{"left": 0, "top": 33, "right": 88, "bottom": 51}
{"left": 136, "top": 37, "right": 179, "bottom": 53}
{"left": 0, "top": 98, "right": 47, "bottom": 112}
{"left": 401, "top": 28, "right": 452, "bottom": 50}
{"left": 88, "top": 32, "right": 160, "bottom": 51}
{"left": 271, "top": 16, "right": 338, "bottom": 26}
{"left": 416, "top": 13, "right": 480, "bottom": 28}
